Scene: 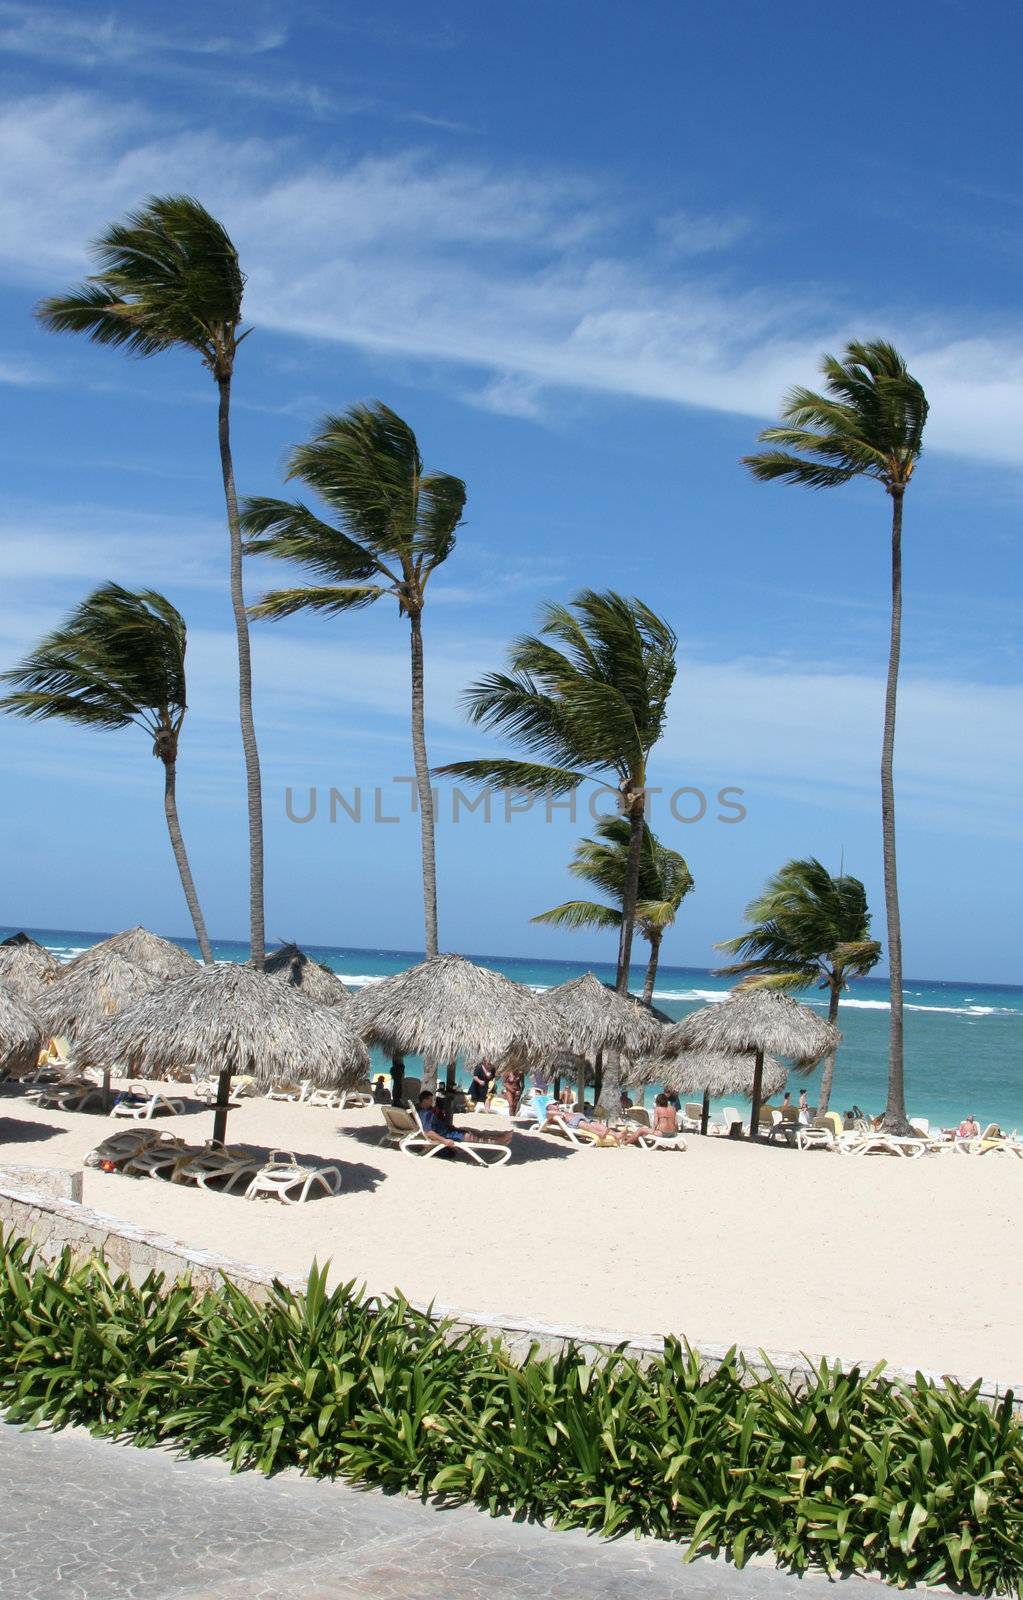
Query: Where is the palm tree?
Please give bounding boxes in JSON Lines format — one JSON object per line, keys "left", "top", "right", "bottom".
{"left": 716, "top": 858, "right": 881, "bottom": 1115}
{"left": 0, "top": 584, "right": 214, "bottom": 964}
{"left": 437, "top": 589, "right": 676, "bottom": 1113}
{"left": 243, "top": 402, "right": 465, "bottom": 959}
{"left": 35, "top": 195, "right": 265, "bottom": 966}
{"left": 532, "top": 817, "right": 694, "bottom": 1004}
{"left": 743, "top": 341, "right": 927, "bottom": 1134}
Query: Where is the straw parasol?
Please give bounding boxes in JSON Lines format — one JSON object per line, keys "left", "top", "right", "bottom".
{"left": 64, "top": 926, "right": 197, "bottom": 981}
{"left": 353, "top": 954, "right": 562, "bottom": 1087}
{"left": 668, "top": 990, "right": 840, "bottom": 1136}
{"left": 631, "top": 1039, "right": 788, "bottom": 1133}
{"left": 78, "top": 962, "right": 370, "bottom": 1144}
{"left": 0, "top": 936, "right": 61, "bottom": 998}
{"left": 0, "top": 984, "right": 43, "bottom": 1078}
{"left": 35, "top": 950, "right": 163, "bottom": 1044}
{"left": 263, "top": 943, "right": 351, "bottom": 1006}
{"left": 542, "top": 973, "right": 664, "bottom": 1108}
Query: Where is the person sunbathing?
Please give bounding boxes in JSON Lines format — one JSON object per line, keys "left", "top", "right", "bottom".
{"left": 957, "top": 1113, "right": 980, "bottom": 1140}
{"left": 545, "top": 1095, "right": 618, "bottom": 1143}
{"left": 418, "top": 1091, "right": 511, "bottom": 1148}
{"left": 620, "top": 1092, "right": 679, "bottom": 1145}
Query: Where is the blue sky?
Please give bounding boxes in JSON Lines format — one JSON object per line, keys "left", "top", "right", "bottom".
{"left": 0, "top": 0, "right": 1020, "bottom": 982}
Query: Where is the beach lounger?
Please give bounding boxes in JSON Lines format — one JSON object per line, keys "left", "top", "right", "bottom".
{"left": 679, "top": 1103, "right": 703, "bottom": 1133}
{"left": 712, "top": 1106, "right": 743, "bottom": 1137}
{"left": 624, "top": 1107, "right": 651, "bottom": 1128}
{"left": 175, "top": 1145, "right": 266, "bottom": 1193}
{"left": 336, "top": 1082, "right": 374, "bottom": 1109}
{"left": 30, "top": 1075, "right": 108, "bottom": 1114}
{"left": 122, "top": 1136, "right": 201, "bottom": 1180}
{"left": 959, "top": 1125, "right": 1023, "bottom": 1157}
{"left": 245, "top": 1149, "right": 343, "bottom": 1203}
{"left": 796, "top": 1116, "right": 839, "bottom": 1151}
{"left": 110, "top": 1083, "right": 186, "bottom": 1121}
{"left": 542, "top": 1114, "right": 601, "bottom": 1149}
{"left": 841, "top": 1131, "right": 929, "bottom": 1158}
{"left": 85, "top": 1127, "right": 166, "bottom": 1170}
{"left": 381, "top": 1106, "right": 511, "bottom": 1165}
{"left": 636, "top": 1129, "right": 687, "bottom": 1152}
{"left": 303, "top": 1085, "right": 346, "bottom": 1109}
{"left": 266, "top": 1079, "right": 310, "bottom": 1101}
{"left": 194, "top": 1074, "right": 255, "bottom": 1104}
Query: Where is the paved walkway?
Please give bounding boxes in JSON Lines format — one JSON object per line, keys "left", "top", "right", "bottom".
{"left": 0, "top": 1422, "right": 863, "bottom": 1599}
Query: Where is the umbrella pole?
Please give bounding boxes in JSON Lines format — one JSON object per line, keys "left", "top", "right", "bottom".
{"left": 102, "top": 1067, "right": 112, "bottom": 1113}
{"left": 701, "top": 1087, "right": 710, "bottom": 1137}
{"left": 445, "top": 1060, "right": 456, "bottom": 1095}
{"left": 391, "top": 1054, "right": 405, "bottom": 1107}
{"left": 748, "top": 1050, "right": 764, "bottom": 1139}
{"left": 211, "top": 1069, "right": 233, "bottom": 1148}
{"left": 576, "top": 1058, "right": 588, "bottom": 1112}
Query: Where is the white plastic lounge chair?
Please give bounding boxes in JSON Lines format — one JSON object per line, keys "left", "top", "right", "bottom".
{"left": 679, "top": 1103, "right": 703, "bottom": 1133}
{"left": 31, "top": 1076, "right": 108, "bottom": 1114}
{"left": 122, "top": 1136, "right": 201, "bottom": 1180}
{"left": 796, "top": 1116, "right": 839, "bottom": 1152}
{"left": 841, "top": 1130, "right": 929, "bottom": 1158}
{"left": 383, "top": 1106, "right": 511, "bottom": 1166}
{"left": 194, "top": 1074, "right": 255, "bottom": 1104}
{"left": 267, "top": 1080, "right": 308, "bottom": 1101}
{"left": 245, "top": 1149, "right": 343, "bottom": 1203}
{"left": 85, "top": 1127, "right": 165, "bottom": 1169}
{"left": 175, "top": 1146, "right": 266, "bottom": 1193}
{"left": 624, "top": 1107, "right": 651, "bottom": 1128}
{"left": 111, "top": 1084, "right": 186, "bottom": 1121}
{"left": 637, "top": 1129, "right": 687, "bottom": 1152}
{"left": 712, "top": 1106, "right": 743, "bottom": 1137}
{"left": 542, "top": 1114, "right": 601, "bottom": 1149}
{"left": 336, "top": 1081, "right": 374, "bottom": 1109}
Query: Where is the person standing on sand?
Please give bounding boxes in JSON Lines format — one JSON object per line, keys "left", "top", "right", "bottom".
{"left": 502, "top": 1068, "right": 523, "bottom": 1116}
{"left": 798, "top": 1089, "right": 810, "bottom": 1125}
{"left": 470, "top": 1058, "right": 496, "bottom": 1106}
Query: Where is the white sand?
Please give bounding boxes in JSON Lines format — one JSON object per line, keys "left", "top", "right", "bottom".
{"left": 2, "top": 1088, "right": 1020, "bottom": 1384}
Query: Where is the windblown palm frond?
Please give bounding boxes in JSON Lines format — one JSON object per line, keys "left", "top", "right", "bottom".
{"left": 36, "top": 195, "right": 245, "bottom": 374}
{"left": 0, "top": 584, "right": 186, "bottom": 739}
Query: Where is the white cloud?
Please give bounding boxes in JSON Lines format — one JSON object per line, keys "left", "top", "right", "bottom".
{"left": 656, "top": 208, "right": 752, "bottom": 256}
{"left": 0, "top": 3, "right": 286, "bottom": 66}
{"left": 1, "top": 90, "right": 1023, "bottom": 466}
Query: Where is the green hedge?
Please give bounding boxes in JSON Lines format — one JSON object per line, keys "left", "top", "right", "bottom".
{"left": 1, "top": 1230, "right": 1021, "bottom": 1593}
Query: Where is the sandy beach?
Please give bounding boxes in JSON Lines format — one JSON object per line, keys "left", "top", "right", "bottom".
{"left": 2, "top": 1086, "right": 1020, "bottom": 1387}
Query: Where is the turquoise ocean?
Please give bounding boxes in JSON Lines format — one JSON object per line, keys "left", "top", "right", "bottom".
{"left": 11, "top": 926, "right": 1023, "bottom": 1132}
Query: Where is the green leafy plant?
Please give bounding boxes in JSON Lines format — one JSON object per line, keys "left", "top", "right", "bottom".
{"left": 1, "top": 1231, "right": 1020, "bottom": 1594}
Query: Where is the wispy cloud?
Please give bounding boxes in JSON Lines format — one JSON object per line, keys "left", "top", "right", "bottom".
{"left": 0, "top": 3, "right": 287, "bottom": 66}
{"left": 2, "top": 89, "right": 1023, "bottom": 467}
{"left": 656, "top": 207, "right": 752, "bottom": 257}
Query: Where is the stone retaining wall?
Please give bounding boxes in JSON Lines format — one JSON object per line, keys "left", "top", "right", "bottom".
{"left": 0, "top": 1177, "right": 1018, "bottom": 1407}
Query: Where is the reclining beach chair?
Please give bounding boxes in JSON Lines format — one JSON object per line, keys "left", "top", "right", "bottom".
{"left": 636, "top": 1127, "right": 687, "bottom": 1152}
{"left": 712, "top": 1106, "right": 743, "bottom": 1137}
{"left": 266, "top": 1079, "right": 309, "bottom": 1101}
{"left": 679, "top": 1103, "right": 703, "bottom": 1133}
{"left": 796, "top": 1115, "right": 840, "bottom": 1152}
{"left": 336, "top": 1081, "right": 374, "bottom": 1110}
{"left": 29, "top": 1073, "right": 108, "bottom": 1114}
{"left": 960, "top": 1124, "right": 1023, "bottom": 1157}
{"left": 122, "top": 1135, "right": 201, "bottom": 1180}
{"left": 85, "top": 1127, "right": 166, "bottom": 1170}
{"left": 542, "top": 1114, "right": 602, "bottom": 1148}
{"left": 111, "top": 1083, "right": 186, "bottom": 1121}
{"left": 244, "top": 1149, "right": 343, "bottom": 1203}
{"left": 382, "top": 1106, "right": 511, "bottom": 1165}
{"left": 174, "top": 1144, "right": 267, "bottom": 1193}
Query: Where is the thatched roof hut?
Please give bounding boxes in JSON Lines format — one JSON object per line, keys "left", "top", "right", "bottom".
{"left": 353, "top": 953, "right": 562, "bottom": 1072}
{"left": 0, "top": 937, "right": 60, "bottom": 997}
{"left": 78, "top": 962, "right": 369, "bottom": 1090}
{"left": 65, "top": 926, "right": 197, "bottom": 981}
{"left": 542, "top": 973, "right": 664, "bottom": 1060}
{"left": 668, "top": 991, "right": 840, "bottom": 1136}
{"left": 263, "top": 943, "right": 351, "bottom": 1006}
{"left": 35, "top": 950, "right": 162, "bottom": 1043}
{"left": 0, "top": 984, "right": 43, "bottom": 1078}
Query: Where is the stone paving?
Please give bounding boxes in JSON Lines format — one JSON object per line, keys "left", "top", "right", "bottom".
{"left": 0, "top": 1421, "right": 869, "bottom": 1599}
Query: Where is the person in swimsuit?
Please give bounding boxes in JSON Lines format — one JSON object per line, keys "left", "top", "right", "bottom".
{"left": 621, "top": 1092, "right": 679, "bottom": 1144}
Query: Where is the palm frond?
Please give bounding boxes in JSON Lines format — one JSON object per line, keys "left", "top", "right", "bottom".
{"left": 433, "top": 758, "right": 586, "bottom": 797}
{"left": 249, "top": 585, "right": 389, "bottom": 621}
{"left": 531, "top": 899, "right": 623, "bottom": 930}
{"left": 241, "top": 497, "right": 381, "bottom": 582}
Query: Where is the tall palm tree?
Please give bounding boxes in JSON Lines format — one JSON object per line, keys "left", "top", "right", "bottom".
{"left": 35, "top": 195, "right": 265, "bottom": 966}
{"left": 715, "top": 857, "right": 880, "bottom": 1115}
{"left": 243, "top": 402, "right": 465, "bottom": 958}
{"left": 532, "top": 817, "right": 694, "bottom": 1004}
{"left": 743, "top": 341, "right": 927, "bottom": 1134}
{"left": 0, "top": 584, "right": 214, "bottom": 964}
{"left": 437, "top": 589, "right": 676, "bottom": 1112}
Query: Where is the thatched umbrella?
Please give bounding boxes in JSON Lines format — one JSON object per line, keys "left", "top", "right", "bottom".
{"left": 65, "top": 925, "right": 197, "bottom": 981}
{"left": 263, "top": 943, "right": 351, "bottom": 1006}
{"left": 632, "top": 1040, "right": 788, "bottom": 1134}
{"left": 669, "top": 991, "right": 840, "bottom": 1137}
{"left": 0, "top": 984, "right": 43, "bottom": 1078}
{"left": 0, "top": 937, "right": 61, "bottom": 997}
{"left": 36, "top": 950, "right": 162, "bottom": 1044}
{"left": 78, "top": 962, "right": 370, "bottom": 1144}
{"left": 354, "top": 953, "right": 562, "bottom": 1093}
{"left": 542, "top": 973, "right": 664, "bottom": 1109}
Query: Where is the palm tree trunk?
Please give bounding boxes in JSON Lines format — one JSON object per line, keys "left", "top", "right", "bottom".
{"left": 217, "top": 373, "right": 265, "bottom": 969}
{"left": 641, "top": 930, "right": 661, "bottom": 1006}
{"left": 162, "top": 755, "right": 214, "bottom": 964}
{"left": 817, "top": 980, "right": 841, "bottom": 1116}
{"left": 615, "top": 794, "right": 645, "bottom": 994}
{"left": 881, "top": 490, "right": 911, "bottom": 1134}
{"left": 409, "top": 607, "right": 439, "bottom": 958}
{"left": 599, "top": 1048, "right": 621, "bottom": 1121}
